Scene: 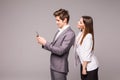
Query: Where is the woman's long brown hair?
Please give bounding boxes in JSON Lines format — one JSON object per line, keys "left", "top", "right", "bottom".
{"left": 80, "top": 16, "right": 94, "bottom": 51}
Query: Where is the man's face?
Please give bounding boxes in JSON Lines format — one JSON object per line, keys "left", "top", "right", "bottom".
{"left": 55, "top": 16, "right": 65, "bottom": 29}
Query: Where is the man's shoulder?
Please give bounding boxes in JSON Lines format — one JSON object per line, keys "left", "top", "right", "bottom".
{"left": 68, "top": 27, "right": 75, "bottom": 34}
{"left": 65, "top": 27, "right": 75, "bottom": 37}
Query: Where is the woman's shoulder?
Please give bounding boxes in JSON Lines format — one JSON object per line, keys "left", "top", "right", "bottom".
{"left": 85, "top": 33, "right": 92, "bottom": 39}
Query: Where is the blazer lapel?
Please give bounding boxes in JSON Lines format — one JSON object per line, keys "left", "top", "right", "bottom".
{"left": 52, "top": 30, "right": 60, "bottom": 42}
{"left": 53, "top": 27, "right": 71, "bottom": 43}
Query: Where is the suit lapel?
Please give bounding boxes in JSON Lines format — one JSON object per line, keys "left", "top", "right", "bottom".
{"left": 52, "top": 30, "right": 60, "bottom": 42}
{"left": 53, "top": 27, "right": 71, "bottom": 43}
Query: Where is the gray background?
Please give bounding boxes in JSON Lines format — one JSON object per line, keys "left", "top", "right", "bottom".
{"left": 0, "top": 0, "right": 120, "bottom": 80}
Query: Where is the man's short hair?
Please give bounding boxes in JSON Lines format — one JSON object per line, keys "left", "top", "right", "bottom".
{"left": 53, "top": 8, "right": 70, "bottom": 23}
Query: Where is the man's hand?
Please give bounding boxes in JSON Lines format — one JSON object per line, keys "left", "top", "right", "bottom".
{"left": 36, "top": 36, "right": 46, "bottom": 46}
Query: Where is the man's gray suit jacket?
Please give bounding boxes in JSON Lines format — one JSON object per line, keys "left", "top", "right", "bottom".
{"left": 43, "top": 27, "right": 75, "bottom": 73}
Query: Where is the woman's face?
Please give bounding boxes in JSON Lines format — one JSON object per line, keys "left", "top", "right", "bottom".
{"left": 77, "top": 18, "right": 85, "bottom": 30}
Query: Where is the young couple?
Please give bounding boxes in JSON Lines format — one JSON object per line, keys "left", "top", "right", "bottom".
{"left": 36, "top": 8, "right": 99, "bottom": 80}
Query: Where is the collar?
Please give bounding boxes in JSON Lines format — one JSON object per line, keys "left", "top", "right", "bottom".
{"left": 58, "top": 24, "right": 70, "bottom": 32}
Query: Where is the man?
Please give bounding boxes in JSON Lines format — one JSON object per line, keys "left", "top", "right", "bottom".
{"left": 36, "top": 8, "right": 75, "bottom": 80}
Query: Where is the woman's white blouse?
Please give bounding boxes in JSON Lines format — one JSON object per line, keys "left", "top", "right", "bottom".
{"left": 74, "top": 32, "right": 99, "bottom": 71}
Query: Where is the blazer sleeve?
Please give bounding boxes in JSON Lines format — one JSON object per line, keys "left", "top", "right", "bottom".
{"left": 43, "top": 31, "right": 75, "bottom": 56}
{"left": 79, "top": 34, "right": 93, "bottom": 62}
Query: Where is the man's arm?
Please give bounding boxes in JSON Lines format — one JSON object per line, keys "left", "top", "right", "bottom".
{"left": 43, "top": 32, "right": 75, "bottom": 56}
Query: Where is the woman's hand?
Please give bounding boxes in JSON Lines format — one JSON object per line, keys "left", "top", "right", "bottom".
{"left": 82, "top": 61, "right": 88, "bottom": 75}
{"left": 82, "top": 68, "right": 87, "bottom": 75}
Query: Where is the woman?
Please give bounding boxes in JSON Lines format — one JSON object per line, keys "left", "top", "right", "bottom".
{"left": 74, "top": 16, "right": 99, "bottom": 80}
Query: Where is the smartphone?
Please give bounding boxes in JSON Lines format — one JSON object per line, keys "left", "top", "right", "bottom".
{"left": 36, "top": 32, "right": 39, "bottom": 37}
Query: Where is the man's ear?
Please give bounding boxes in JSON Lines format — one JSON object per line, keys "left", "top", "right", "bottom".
{"left": 63, "top": 18, "right": 67, "bottom": 23}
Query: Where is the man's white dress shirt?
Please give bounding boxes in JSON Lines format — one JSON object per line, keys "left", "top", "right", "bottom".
{"left": 55, "top": 25, "right": 70, "bottom": 40}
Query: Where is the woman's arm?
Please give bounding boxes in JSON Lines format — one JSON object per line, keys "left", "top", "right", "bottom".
{"left": 82, "top": 61, "right": 89, "bottom": 75}
{"left": 80, "top": 34, "right": 93, "bottom": 75}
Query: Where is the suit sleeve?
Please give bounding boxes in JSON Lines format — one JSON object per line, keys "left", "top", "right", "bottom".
{"left": 43, "top": 31, "right": 75, "bottom": 56}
